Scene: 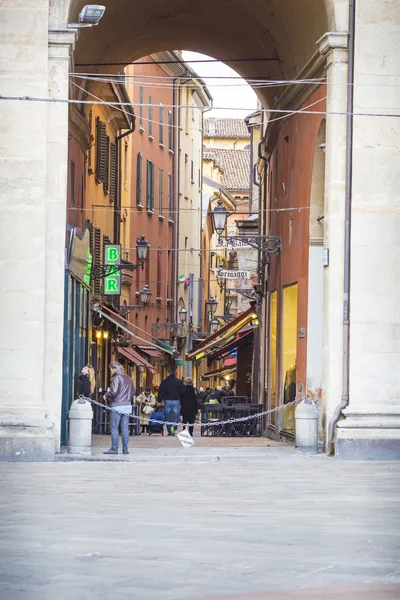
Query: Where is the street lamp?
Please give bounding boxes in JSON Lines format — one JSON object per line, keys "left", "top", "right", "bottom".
{"left": 205, "top": 296, "right": 218, "bottom": 316}
{"left": 178, "top": 306, "right": 187, "bottom": 324}
{"left": 211, "top": 318, "right": 219, "bottom": 333}
{"left": 139, "top": 284, "right": 152, "bottom": 307}
{"left": 136, "top": 235, "right": 150, "bottom": 270}
{"left": 212, "top": 200, "right": 228, "bottom": 237}
{"left": 216, "top": 265, "right": 225, "bottom": 293}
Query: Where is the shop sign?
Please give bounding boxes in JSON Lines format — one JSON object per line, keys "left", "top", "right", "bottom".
{"left": 216, "top": 270, "right": 250, "bottom": 279}
{"left": 216, "top": 239, "right": 252, "bottom": 250}
{"left": 67, "top": 227, "right": 92, "bottom": 288}
{"left": 104, "top": 244, "right": 121, "bottom": 295}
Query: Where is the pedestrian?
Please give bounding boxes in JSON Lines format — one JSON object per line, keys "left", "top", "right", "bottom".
{"left": 103, "top": 361, "right": 135, "bottom": 455}
{"left": 135, "top": 387, "right": 156, "bottom": 434}
{"left": 77, "top": 365, "right": 95, "bottom": 399}
{"left": 198, "top": 386, "right": 207, "bottom": 403}
{"left": 158, "top": 363, "right": 185, "bottom": 436}
{"left": 211, "top": 385, "right": 224, "bottom": 402}
{"left": 181, "top": 377, "right": 200, "bottom": 436}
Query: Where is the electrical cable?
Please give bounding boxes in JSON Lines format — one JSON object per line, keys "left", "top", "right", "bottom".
{"left": 75, "top": 57, "right": 281, "bottom": 67}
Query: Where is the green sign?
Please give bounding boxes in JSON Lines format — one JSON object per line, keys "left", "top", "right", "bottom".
{"left": 104, "top": 244, "right": 121, "bottom": 296}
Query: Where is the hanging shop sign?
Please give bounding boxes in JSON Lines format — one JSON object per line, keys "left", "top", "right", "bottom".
{"left": 104, "top": 244, "right": 121, "bottom": 295}
{"left": 216, "top": 239, "right": 252, "bottom": 250}
{"left": 216, "top": 270, "right": 251, "bottom": 280}
{"left": 66, "top": 226, "right": 93, "bottom": 288}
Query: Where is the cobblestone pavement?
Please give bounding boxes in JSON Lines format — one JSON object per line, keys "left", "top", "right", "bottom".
{"left": 0, "top": 451, "right": 399, "bottom": 600}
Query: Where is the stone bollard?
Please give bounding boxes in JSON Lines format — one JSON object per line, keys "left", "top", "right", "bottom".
{"left": 295, "top": 397, "right": 319, "bottom": 453}
{"left": 68, "top": 398, "right": 93, "bottom": 456}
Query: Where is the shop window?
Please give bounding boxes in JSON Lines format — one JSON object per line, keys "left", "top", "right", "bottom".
{"left": 268, "top": 290, "right": 278, "bottom": 426}
{"left": 281, "top": 283, "right": 298, "bottom": 433}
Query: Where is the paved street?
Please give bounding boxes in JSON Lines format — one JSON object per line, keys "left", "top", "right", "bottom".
{"left": 0, "top": 450, "right": 399, "bottom": 600}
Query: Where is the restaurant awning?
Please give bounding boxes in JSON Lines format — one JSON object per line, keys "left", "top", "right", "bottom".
{"left": 207, "top": 330, "right": 253, "bottom": 362}
{"left": 200, "top": 364, "right": 237, "bottom": 379}
{"left": 117, "top": 346, "right": 156, "bottom": 372}
{"left": 187, "top": 306, "right": 256, "bottom": 361}
{"left": 138, "top": 347, "right": 164, "bottom": 359}
{"left": 95, "top": 305, "right": 174, "bottom": 356}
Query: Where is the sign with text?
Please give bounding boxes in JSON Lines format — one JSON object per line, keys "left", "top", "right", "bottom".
{"left": 216, "top": 269, "right": 251, "bottom": 280}
{"left": 104, "top": 244, "right": 121, "bottom": 295}
{"left": 216, "top": 239, "right": 252, "bottom": 250}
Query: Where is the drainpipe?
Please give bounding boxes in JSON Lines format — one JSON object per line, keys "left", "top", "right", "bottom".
{"left": 171, "top": 76, "right": 178, "bottom": 326}
{"left": 258, "top": 131, "right": 268, "bottom": 418}
{"left": 327, "top": 0, "right": 356, "bottom": 456}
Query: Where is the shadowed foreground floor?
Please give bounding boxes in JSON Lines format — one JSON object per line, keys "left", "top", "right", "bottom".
{"left": 0, "top": 451, "right": 399, "bottom": 600}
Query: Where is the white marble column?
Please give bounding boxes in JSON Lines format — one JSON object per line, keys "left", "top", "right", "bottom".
{"left": 336, "top": 1, "right": 400, "bottom": 459}
{"left": 317, "top": 32, "right": 349, "bottom": 449}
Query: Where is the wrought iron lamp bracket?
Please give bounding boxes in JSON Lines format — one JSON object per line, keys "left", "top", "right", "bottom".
{"left": 119, "top": 305, "right": 144, "bottom": 317}
{"left": 220, "top": 235, "right": 281, "bottom": 255}
{"left": 91, "top": 262, "right": 138, "bottom": 280}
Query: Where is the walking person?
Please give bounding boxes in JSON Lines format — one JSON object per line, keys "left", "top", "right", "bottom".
{"left": 135, "top": 387, "right": 156, "bottom": 434}
{"left": 103, "top": 362, "right": 135, "bottom": 455}
{"left": 181, "top": 377, "right": 200, "bottom": 437}
{"left": 158, "top": 363, "right": 185, "bottom": 436}
{"left": 77, "top": 365, "right": 96, "bottom": 399}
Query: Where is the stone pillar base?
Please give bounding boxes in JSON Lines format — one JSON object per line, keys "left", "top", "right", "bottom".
{"left": 336, "top": 407, "right": 400, "bottom": 460}
{"left": 0, "top": 409, "right": 55, "bottom": 461}
{"left": 0, "top": 432, "right": 55, "bottom": 462}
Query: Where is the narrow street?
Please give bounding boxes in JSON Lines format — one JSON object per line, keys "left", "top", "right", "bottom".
{"left": 1, "top": 454, "right": 399, "bottom": 600}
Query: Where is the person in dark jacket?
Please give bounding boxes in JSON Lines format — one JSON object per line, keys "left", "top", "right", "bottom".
{"left": 77, "top": 365, "right": 95, "bottom": 399}
{"left": 158, "top": 365, "right": 185, "bottom": 436}
{"left": 181, "top": 377, "right": 199, "bottom": 436}
{"left": 103, "top": 362, "right": 135, "bottom": 455}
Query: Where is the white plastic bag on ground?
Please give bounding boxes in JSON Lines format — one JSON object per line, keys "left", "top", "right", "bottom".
{"left": 177, "top": 429, "right": 195, "bottom": 449}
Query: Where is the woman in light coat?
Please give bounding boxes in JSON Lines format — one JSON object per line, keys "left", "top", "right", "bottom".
{"left": 135, "top": 387, "right": 156, "bottom": 433}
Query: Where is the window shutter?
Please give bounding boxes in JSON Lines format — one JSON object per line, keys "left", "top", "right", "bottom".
{"left": 136, "top": 152, "right": 142, "bottom": 205}
{"left": 95, "top": 116, "right": 101, "bottom": 182}
{"left": 158, "top": 168, "right": 163, "bottom": 214}
{"left": 103, "top": 135, "right": 110, "bottom": 193}
{"left": 70, "top": 161, "right": 76, "bottom": 207}
{"left": 148, "top": 94, "right": 153, "bottom": 138}
{"left": 96, "top": 119, "right": 108, "bottom": 185}
{"left": 109, "top": 142, "right": 117, "bottom": 202}
{"left": 92, "top": 227, "right": 102, "bottom": 296}
{"left": 139, "top": 86, "right": 144, "bottom": 129}
{"left": 150, "top": 162, "right": 154, "bottom": 210}
{"left": 159, "top": 105, "right": 164, "bottom": 145}
{"left": 168, "top": 173, "right": 173, "bottom": 220}
{"left": 88, "top": 110, "right": 93, "bottom": 174}
{"left": 157, "top": 250, "right": 162, "bottom": 298}
{"left": 168, "top": 111, "right": 173, "bottom": 150}
{"left": 146, "top": 160, "right": 154, "bottom": 211}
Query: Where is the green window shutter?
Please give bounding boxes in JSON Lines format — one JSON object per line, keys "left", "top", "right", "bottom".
{"left": 150, "top": 161, "right": 154, "bottom": 210}
{"left": 148, "top": 94, "right": 153, "bottom": 138}
{"left": 139, "top": 86, "right": 144, "bottom": 129}
{"left": 136, "top": 152, "right": 142, "bottom": 206}
{"left": 146, "top": 160, "right": 154, "bottom": 210}
{"left": 159, "top": 105, "right": 164, "bottom": 145}
{"left": 159, "top": 168, "right": 163, "bottom": 214}
{"left": 96, "top": 119, "right": 107, "bottom": 185}
{"left": 109, "top": 142, "right": 117, "bottom": 202}
{"left": 103, "top": 135, "right": 110, "bottom": 194}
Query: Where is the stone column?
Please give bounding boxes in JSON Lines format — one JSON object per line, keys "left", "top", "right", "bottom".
{"left": 45, "top": 29, "right": 76, "bottom": 452}
{"left": 317, "top": 32, "right": 349, "bottom": 448}
{"left": 336, "top": 2, "right": 400, "bottom": 459}
{"left": 0, "top": 1, "right": 53, "bottom": 460}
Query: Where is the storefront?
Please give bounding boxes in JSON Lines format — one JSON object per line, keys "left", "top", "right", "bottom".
{"left": 61, "top": 225, "right": 92, "bottom": 445}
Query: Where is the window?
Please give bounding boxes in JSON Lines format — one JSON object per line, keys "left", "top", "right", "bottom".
{"left": 139, "top": 86, "right": 144, "bottom": 129}
{"left": 87, "top": 110, "right": 93, "bottom": 174}
{"left": 159, "top": 104, "right": 164, "bottom": 145}
{"left": 148, "top": 94, "right": 153, "bottom": 138}
{"left": 146, "top": 160, "right": 154, "bottom": 211}
{"left": 95, "top": 117, "right": 108, "bottom": 186}
{"left": 282, "top": 135, "right": 289, "bottom": 194}
{"left": 70, "top": 161, "right": 76, "bottom": 207}
{"left": 157, "top": 250, "right": 162, "bottom": 298}
{"left": 109, "top": 142, "right": 117, "bottom": 202}
{"left": 168, "top": 173, "right": 173, "bottom": 220}
{"left": 136, "top": 152, "right": 142, "bottom": 206}
{"left": 168, "top": 110, "right": 173, "bottom": 151}
{"left": 158, "top": 168, "right": 163, "bottom": 215}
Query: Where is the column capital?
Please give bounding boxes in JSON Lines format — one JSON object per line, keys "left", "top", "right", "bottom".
{"left": 48, "top": 27, "right": 77, "bottom": 51}
{"left": 317, "top": 32, "right": 348, "bottom": 56}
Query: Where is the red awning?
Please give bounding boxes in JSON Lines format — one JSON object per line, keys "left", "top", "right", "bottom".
{"left": 224, "top": 357, "right": 237, "bottom": 367}
{"left": 138, "top": 347, "right": 163, "bottom": 359}
{"left": 118, "top": 346, "right": 156, "bottom": 372}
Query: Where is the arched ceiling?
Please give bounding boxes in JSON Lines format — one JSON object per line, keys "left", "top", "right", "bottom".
{"left": 65, "top": 0, "right": 331, "bottom": 107}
